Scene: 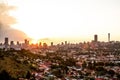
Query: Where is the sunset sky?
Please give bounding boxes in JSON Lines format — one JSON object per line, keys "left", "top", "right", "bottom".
{"left": 1, "top": 0, "right": 120, "bottom": 44}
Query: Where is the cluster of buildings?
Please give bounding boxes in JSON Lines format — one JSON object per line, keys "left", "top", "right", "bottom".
{"left": 0, "top": 33, "right": 111, "bottom": 50}
{"left": 0, "top": 37, "right": 26, "bottom": 50}
{"left": 0, "top": 37, "right": 48, "bottom": 50}
{"left": 1, "top": 33, "right": 120, "bottom": 79}
{"left": 18, "top": 40, "right": 120, "bottom": 79}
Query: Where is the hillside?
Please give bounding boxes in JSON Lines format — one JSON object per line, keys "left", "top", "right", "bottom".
{"left": 0, "top": 49, "right": 40, "bottom": 80}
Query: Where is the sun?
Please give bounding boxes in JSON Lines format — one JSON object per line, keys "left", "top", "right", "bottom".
{"left": 30, "top": 39, "right": 39, "bottom": 44}
{"left": 9, "top": 0, "right": 75, "bottom": 41}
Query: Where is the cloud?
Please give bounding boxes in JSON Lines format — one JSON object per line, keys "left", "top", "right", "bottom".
{"left": 0, "top": 3, "right": 28, "bottom": 42}
{"left": 0, "top": 3, "right": 16, "bottom": 26}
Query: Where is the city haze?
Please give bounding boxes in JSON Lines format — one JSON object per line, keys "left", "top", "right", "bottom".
{"left": 1, "top": 0, "right": 120, "bottom": 43}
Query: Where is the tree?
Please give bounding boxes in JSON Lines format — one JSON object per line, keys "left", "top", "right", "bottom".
{"left": 117, "top": 73, "right": 120, "bottom": 79}
{"left": 0, "top": 70, "right": 15, "bottom": 80}
{"left": 82, "top": 61, "right": 87, "bottom": 68}
{"left": 95, "top": 66, "right": 107, "bottom": 76}
{"left": 107, "top": 70, "right": 115, "bottom": 76}
{"left": 64, "top": 58, "right": 76, "bottom": 66}
{"left": 52, "top": 69, "right": 63, "bottom": 78}
{"left": 26, "top": 71, "right": 31, "bottom": 79}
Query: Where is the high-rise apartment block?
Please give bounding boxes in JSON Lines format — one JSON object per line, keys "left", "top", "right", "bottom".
{"left": 94, "top": 34, "right": 98, "bottom": 42}
{"left": 108, "top": 33, "right": 110, "bottom": 42}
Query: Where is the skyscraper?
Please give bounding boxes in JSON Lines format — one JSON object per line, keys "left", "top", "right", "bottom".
{"left": 43, "top": 43, "right": 48, "bottom": 49}
{"left": 24, "top": 39, "right": 29, "bottom": 45}
{"left": 94, "top": 34, "right": 98, "bottom": 42}
{"left": 17, "top": 41, "right": 20, "bottom": 45}
{"left": 108, "top": 33, "right": 110, "bottom": 42}
{"left": 65, "top": 41, "right": 67, "bottom": 45}
{"left": 51, "top": 42, "right": 53, "bottom": 46}
{"left": 10, "top": 41, "right": 14, "bottom": 45}
{"left": 4, "top": 37, "right": 8, "bottom": 45}
{"left": 4, "top": 37, "right": 9, "bottom": 49}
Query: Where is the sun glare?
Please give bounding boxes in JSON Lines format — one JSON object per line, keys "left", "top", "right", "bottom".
{"left": 8, "top": 0, "right": 120, "bottom": 42}
{"left": 10, "top": 0, "right": 81, "bottom": 41}
{"left": 30, "top": 39, "right": 39, "bottom": 44}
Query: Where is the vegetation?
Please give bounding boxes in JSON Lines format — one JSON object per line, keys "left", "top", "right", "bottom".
{"left": 0, "top": 49, "right": 39, "bottom": 79}
{"left": 0, "top": 48, "right": 120, "bottom": 79}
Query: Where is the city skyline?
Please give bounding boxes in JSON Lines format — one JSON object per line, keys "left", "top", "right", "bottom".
{"left": 0, "top": 0, "right": 120, "bottom": 43}
{"left": 0, "top": 33, "right": 114, "bottom": 45}
{"left": 1, "top": 1, "right": 120, "bottom": 79}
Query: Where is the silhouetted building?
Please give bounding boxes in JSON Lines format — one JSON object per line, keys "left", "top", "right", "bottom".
{"left": 43, "top": 43, "right": 48, "bottom": 49}
{"left": 65, "top": 41, "right": 67, "bottom": 45}
{"left": 61, "top": 42, "right": 64, "bottom": 45}
{"left": 24, "top": 39, "right": 29, "bottom": 45}
{"left": 51, "top": 42, "right": 53, "bottom": 46}
{"left": 10, "top": 41, "right": 14, "bottom": 45}
{"left": 39, "top": 42, "right": 42, "bottom": 48}
{"left": 17, "top": 41, "right": 20, "bottom": 45}
{"left": 108, "top": 33, "right": 110, "bottom": 42}
{"left": 4, "top": 37, "right": 9, "bottom": 45}
{"left": 10, "top": 41, "right": 14, "bottom": 49}
{"left": 4, "top": 37, "right": 9, "bottom": 49}
{"left": 94, "top": 34, "right": 98, "bottom": 42}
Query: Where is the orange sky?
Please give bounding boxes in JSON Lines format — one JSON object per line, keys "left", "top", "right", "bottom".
{"left": 1, "top": 0, "right": 120, "bottom": 44}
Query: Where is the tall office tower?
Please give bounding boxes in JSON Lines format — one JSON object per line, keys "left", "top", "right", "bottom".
{"left": 24, "top": 39, "right": 29, "bottom": 45}
{"left": 61, "top": 42, "right": 64, "bottom": 45}
{"left": 39, "top": 42, "right": 42, "bottom": 46}
{"left": 94, "top": 34, "right": 98, "bottom": 42}
{"left": 17, "top": 41, "right": 19, "bottom": 45}
{"left": 4, "top": 37, "right": 9, "bottom": 49}
{"left": 10, "top": 41, "right": 14, "bottom": 49}
{"left": 38, "top": 42, "right": 42, "bottom": 48}
{"left": 43, "top": 43, "right": 48, "bottom": 48}
{"left": 4, "top": 37, "right": 8, "bottom": 45}
{"left": 10, "top": 41, "right": 14, "bottom": 45}
{"left": 108, "top": 33, "right": 110, "bottom": 42}
{"left": 65, "top": 41, "right": 67, "bottom": 45}
{"left": 51, "top": 42, "right": 53, "bottom": 46}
